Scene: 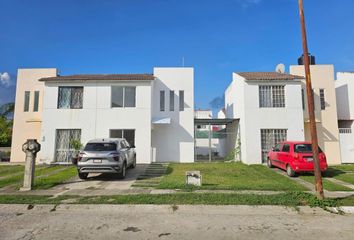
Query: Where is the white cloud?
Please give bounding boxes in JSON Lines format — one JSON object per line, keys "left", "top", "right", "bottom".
{"left": 237, "top": 0, "right": 262, "bottom": 7}
{"left": 0, "top": 72, "right": 11, "bottom": 87}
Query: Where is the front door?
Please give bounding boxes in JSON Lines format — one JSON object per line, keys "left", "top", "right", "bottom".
{"left": 55, "top": 129, "right": 81, "bottom": 163}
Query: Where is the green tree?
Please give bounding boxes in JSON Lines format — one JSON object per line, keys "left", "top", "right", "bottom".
{"left": 0, "top": 103, "right": 14, "bottom": 146}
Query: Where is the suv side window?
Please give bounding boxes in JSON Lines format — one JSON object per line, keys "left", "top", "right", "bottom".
{"left": 282, "top": 144, "right": 290, "bottom": 153}
{"left": 124, "top": 140, "right": 130, "bottom": 148}
{"left": 274, "top": 144, "right": 281, "bottom": 152}
{"left": 120, "top": 141, "right": 126, "bottom": 149}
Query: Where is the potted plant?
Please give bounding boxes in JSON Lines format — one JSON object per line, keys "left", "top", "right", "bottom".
{"left": 70, "top": 139, "right": 83, "bottom": 165}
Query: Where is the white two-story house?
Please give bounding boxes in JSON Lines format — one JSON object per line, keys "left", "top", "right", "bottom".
{"left": 11, "top": 67, "right": 194, "bottom": 164}
{"left": 335, "top": 72, "right": 354, "bottom": 164}
{"left": 225, "top": 72, "right": 305, "bottom": 164}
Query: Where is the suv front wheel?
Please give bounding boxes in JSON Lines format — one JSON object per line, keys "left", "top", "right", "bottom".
{"left": 78, "top": 172, "right": 88, "bottom": 180}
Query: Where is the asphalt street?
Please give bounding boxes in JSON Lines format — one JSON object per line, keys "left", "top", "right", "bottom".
{"left": 1, "top": 204, "right": 354, "bottom": 240}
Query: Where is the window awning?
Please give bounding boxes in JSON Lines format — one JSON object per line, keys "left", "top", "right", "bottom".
{"left": 152, "top": 117, "right": 171, "bottom": 124}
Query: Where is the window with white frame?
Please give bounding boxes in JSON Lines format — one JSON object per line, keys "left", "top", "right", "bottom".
{"left": 110, "top": 129, "right": 135, "bottom": 146}
{"left": 58, "top": 87, "right": 83, "bottom": 109}
{"left": 259, "top": 85, "right": 285, "bottom": 108}
{"left": 260, "top": 129, "right": 287, "bottom": 162}
{"left": 111, "top": 86, "right": 136, "bottom": 108}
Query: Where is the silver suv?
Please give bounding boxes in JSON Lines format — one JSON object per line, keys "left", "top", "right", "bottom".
{"left": 77, "top": 138, "right": 136, "bottom": 180}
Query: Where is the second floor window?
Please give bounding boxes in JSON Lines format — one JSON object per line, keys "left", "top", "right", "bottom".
{"left": 111, "top": 86, "right": 136, "bottom": 108}
{"left": 33, "top": 91, "right": 40, "bottom": 112}
{"left": 259, "top": 85, "right": 285, "bottom": 108}
{"left": 179, "top": 90, "right": 184, "bottom": 111}
{"left": 58, "top": 87, "right": 83, "bottom": 109}
{"left": 160, "top": 91, "right": 165, "bottom": 111}
{"left": 24, "top": 91, "right": 30, "bottom": 112}
{"left": 320, "top": 89, "right": 325, "bottom": 110}
{"left": 169, "top": 90, "right": 174, "bottom": 111}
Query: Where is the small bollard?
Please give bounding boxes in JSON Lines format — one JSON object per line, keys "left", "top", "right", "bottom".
{"left": 20, "top": 139, "right": 41, "bottom": 191}
{"left": 186, "top": 171, "right": 202, "bottom": 187}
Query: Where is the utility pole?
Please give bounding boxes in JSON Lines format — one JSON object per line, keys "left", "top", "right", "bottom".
{"left": 298, "top": 0, "right": 324, "bottom": 200}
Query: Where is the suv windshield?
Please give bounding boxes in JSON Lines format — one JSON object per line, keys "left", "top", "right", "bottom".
{"left": 84, "top": 143, "right": 117, "bottom": 151}
{"left": 294, "top": 144, "right": 322, "bottom": 153}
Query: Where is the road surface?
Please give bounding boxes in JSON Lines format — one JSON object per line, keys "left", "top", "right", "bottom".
{"left": 0, "top": 204, "right": 353, "bottom": 240}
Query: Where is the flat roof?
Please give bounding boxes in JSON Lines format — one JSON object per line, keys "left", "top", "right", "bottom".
{"left": 194, "top": 118, "right": 239, "bottom": 125}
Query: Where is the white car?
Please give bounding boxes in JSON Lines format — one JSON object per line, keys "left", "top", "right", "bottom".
{"left": 77, "top": 138, "right": 136, "bottom": 179}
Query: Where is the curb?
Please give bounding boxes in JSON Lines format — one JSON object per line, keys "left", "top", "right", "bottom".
{"left": 328, "top": 206, "right": 354, "bottom": 214}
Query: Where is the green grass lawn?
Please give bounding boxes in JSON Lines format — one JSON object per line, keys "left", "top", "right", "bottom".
{"left": 0, "top": 165, "right": 77, "bottom": 189}
{"left": 299, "top": 174, "right": 353, "bottom": 191}
{"left": 33, "top": 166, "right": 77, "bottom": 189}
{"left": 330, "top": 164, "right": 354, "bottom": 172}
{"left": 325, "top": 165, "right": 354, "bottom": 185}
{"left": 157, "top": 163, "right": 306, "bottom": 191}
{"left": 0, "top": 192, "right": 338, "bottom": 208}
{"left": 0, "top": 165, "right": 24, "bottom": 176}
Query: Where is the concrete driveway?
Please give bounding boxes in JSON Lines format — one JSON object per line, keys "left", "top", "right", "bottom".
{"left": 53, "top": 164, "right": 148, "bottom": 192}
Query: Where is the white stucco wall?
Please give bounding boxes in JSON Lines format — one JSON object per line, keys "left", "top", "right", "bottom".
{"left": 336, "top": 72, "right": 354, "bottom": 163}
{"left": 336, "top": 72, "right": 354, "bottom": 120}
{"left": 225, "top": 73, "right": 304, "bottom": 164}
{"left": 195, "top": 110, "right": 212, "bottom": 119}
{"left": 40, "top": 80, "right": 152, "bottom": 164}
{"left": 151, "top": 67, "right": 194, "bottom": 163}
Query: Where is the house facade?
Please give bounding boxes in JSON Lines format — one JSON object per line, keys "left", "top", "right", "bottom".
{"left": 10, "top": 69, "right": 58, "bottom": 163}
{"left": 225, "top": 72, "right": 305, "bottom": 164}
{"left": 335, "top": 72, "right": 354, "bottom": 163}
{"left": 290, "top": 65, "right": 341, "bottom": 165}
{"left": 11, "top": 67, "right": 194, "bottom": 164}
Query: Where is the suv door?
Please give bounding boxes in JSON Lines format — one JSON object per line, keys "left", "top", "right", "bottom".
{"left": 119, "top": 141, "right": 129, "bottom": 163}
{"left": 124, "top": 140, "right": 134, "bottom": 165}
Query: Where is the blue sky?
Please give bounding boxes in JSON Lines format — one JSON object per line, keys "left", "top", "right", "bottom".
{"left": 1, "top": 0, "right": 354, "bottom": 110}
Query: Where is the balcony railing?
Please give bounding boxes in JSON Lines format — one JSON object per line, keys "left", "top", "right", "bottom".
{"left": 339, "top": 128, "right": 352, "bottom": 134}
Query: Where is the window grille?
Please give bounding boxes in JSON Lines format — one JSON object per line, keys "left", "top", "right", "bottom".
{"left": 259, "top": 86, "right": 285, "bottom": 108}
{"left": 261, "top": 129, "right": 287, "bottom": 162}
{"left": 55, "top": 129, "right": 81, "bottom": 162}
{"left": 339, "top": 128, "right": 352, "bottom": 134}
{"left": 58, "top": 87, "right": 83, "bottom": 109}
